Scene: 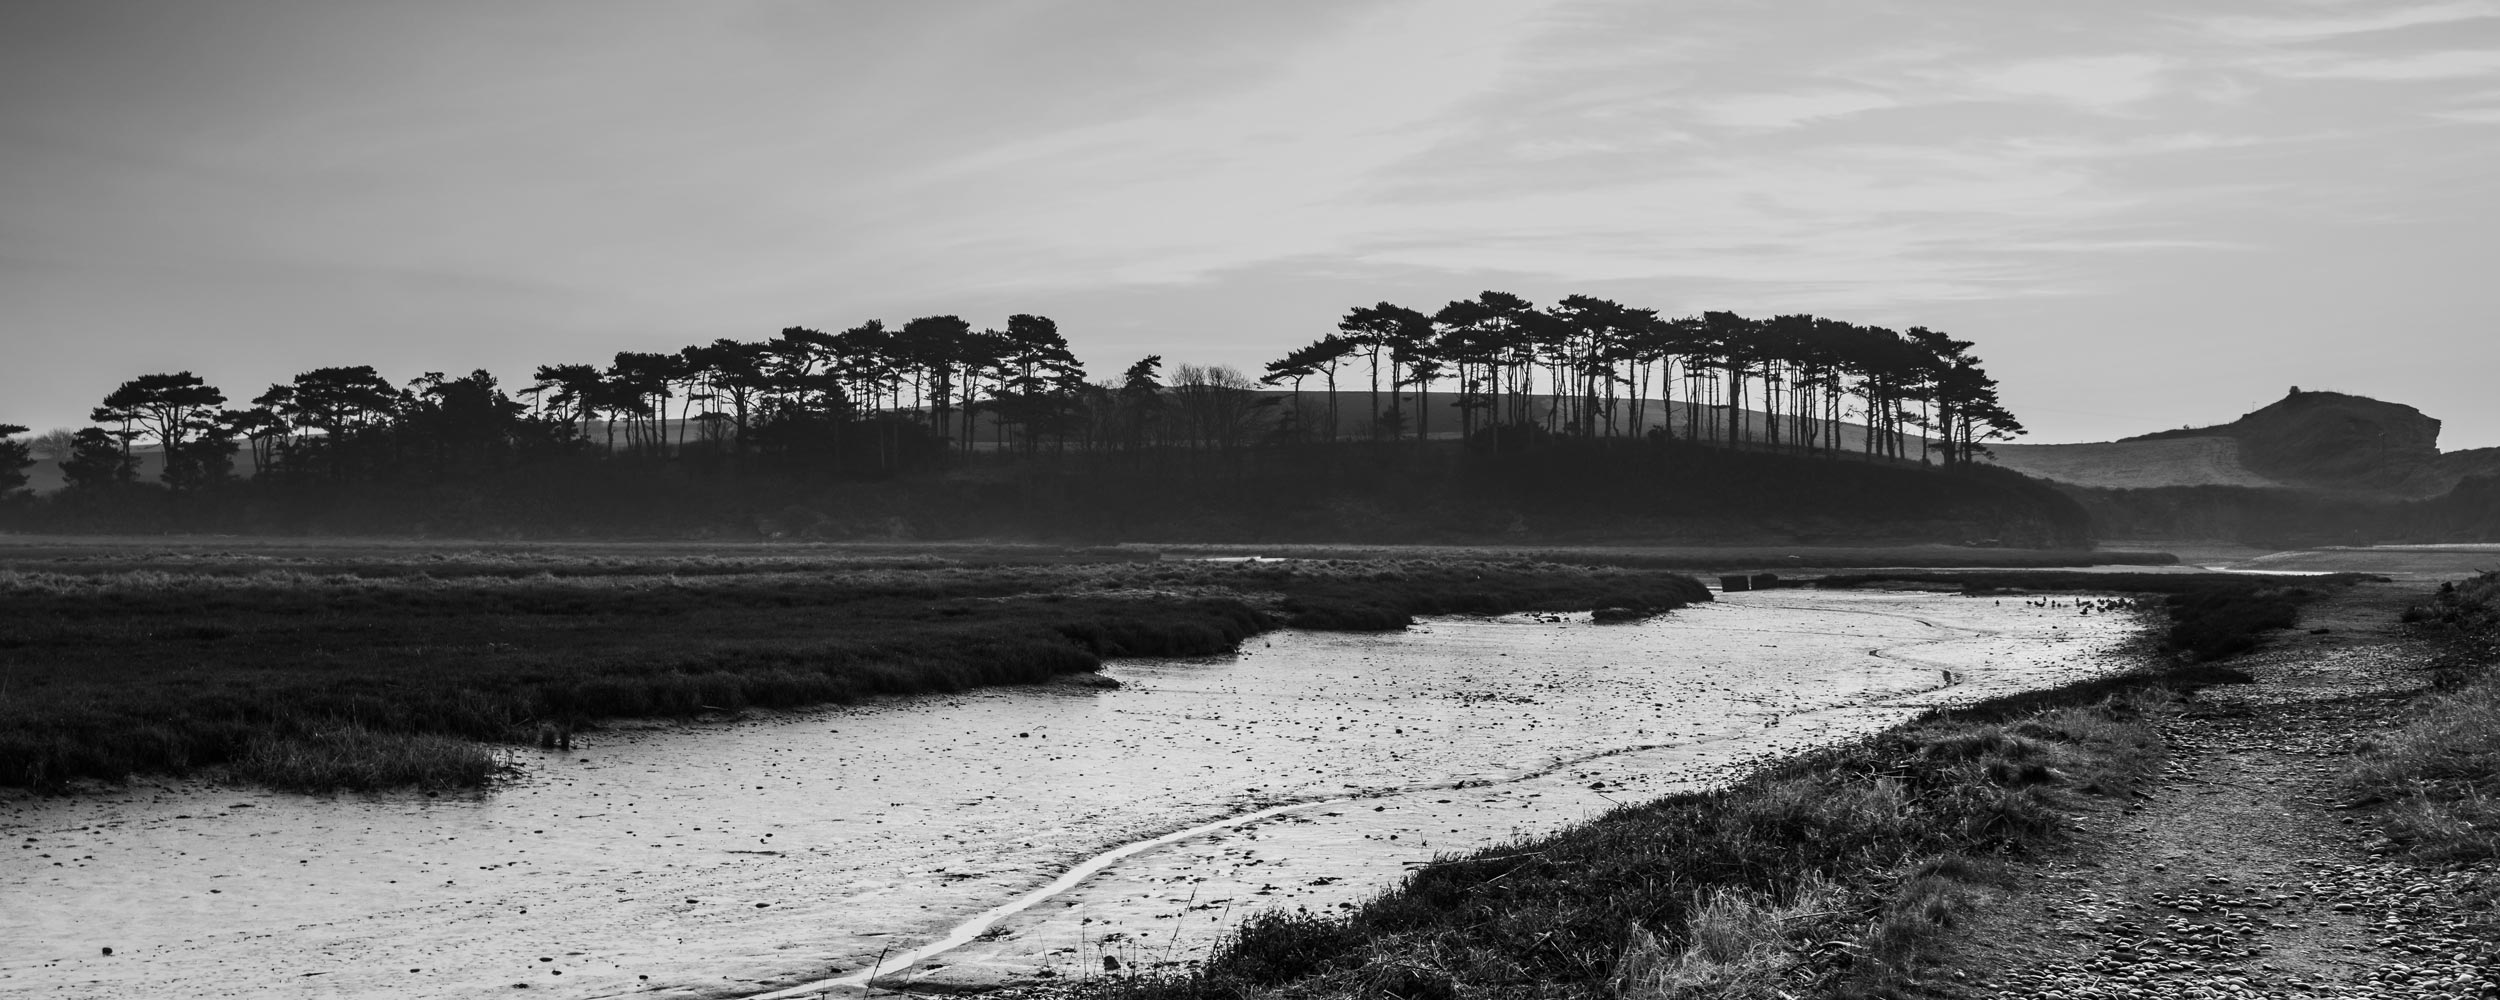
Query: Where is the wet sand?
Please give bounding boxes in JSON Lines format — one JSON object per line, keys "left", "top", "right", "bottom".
{"left": 1, "top": 590, "right": 2142, "bottom": 999}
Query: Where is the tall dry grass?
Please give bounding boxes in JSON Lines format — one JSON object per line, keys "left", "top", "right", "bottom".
{"left": 2347, "top": 570, "right": 2500, "bottom": 862}
{"left": 1611, "top": 876, "right": 1845, "bottom": 1000}
{"left": 231, "top": 727, "right": 503, "bottom": 793}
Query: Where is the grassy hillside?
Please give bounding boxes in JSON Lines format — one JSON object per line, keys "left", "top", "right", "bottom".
{"left": 3, "top": 439, "right": 2097, "bottom": 548}
{"left": 1989, "top": 389, "right": 2500, "bottom": 499}
{"left": 1983, "top": 437, "right": 2289, "bottom": 491}
{"left": 2440, "top": 446, "right": 2500, "bottom": 487}
{"left": 198, "top": 396, "right": 1896, "bottom": 459}
{"left": 1275, "top": 391, "right": 1895, "bottom": 453}
{"left": 18, "top": 448, "right": 170, "bottom": 494}
{"left": 2122, "top": 389, "right": 2474, "bottom": 496}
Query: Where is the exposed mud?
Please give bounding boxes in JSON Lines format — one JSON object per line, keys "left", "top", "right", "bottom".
{"left": 1, "top": 591, "right": 2142, "bottom": 999}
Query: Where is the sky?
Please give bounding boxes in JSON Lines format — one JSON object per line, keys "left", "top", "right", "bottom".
{"left": 3, "top": 0, "right": 2496, "bottom": 447}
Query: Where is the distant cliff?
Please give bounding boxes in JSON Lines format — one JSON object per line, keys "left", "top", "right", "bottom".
{"left": 1986, "top": 388, "right": 2500, "bottom": 544}
{"left": 2127, "top": 389, "right": 2464, "bottom": 497}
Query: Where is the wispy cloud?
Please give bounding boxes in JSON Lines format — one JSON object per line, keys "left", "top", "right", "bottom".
{"left": 907, "top": 0, "right": 1562, "bottom": 286}
{"left": 1689, "top": 90, "right": 1898, "bottom": 130}
{"left": 2201, "top": 2, "right": 2500, "bottom": 42}
{"left": 1962, "top": 54, "right": 2170, "bottom": 111}
{"left": 2270, "top": 48, "right": 2500, "bottom": 80}
{"left": 892, "top": 12, "right": 2237, "bottom": 306}
{"left": 5, "top": 0, "right": 2500, "bottom": 446}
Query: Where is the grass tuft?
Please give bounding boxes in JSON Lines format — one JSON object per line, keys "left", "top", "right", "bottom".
{"left": 1837, "top": 856, "right": 1997, "bottom": 999}
{"left": 1612, "top": 876, "right": 1844, "bottom": 1000}
{"left": 2343, "top": 573, "right": 2500, "bottom": 863}
{"left": 231, "top": 727, "right": 502, "bottom": 793}
{"left": 1209, "top": 911, "right": 1363, "bottom": 987}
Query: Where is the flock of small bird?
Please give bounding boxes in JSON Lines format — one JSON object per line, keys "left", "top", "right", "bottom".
{"left": 2003, "top": 595, "right": 2153, "bottom": 616}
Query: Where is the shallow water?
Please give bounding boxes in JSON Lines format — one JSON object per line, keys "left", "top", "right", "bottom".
{"left": 1, "top": 590, "right": 2141, "bottom": 999}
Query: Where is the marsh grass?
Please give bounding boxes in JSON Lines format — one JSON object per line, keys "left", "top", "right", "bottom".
{"left": 2346, "top": 570, "right": 2500, "bottom": 863}
{"left": 0, "top": 551, "right": 1706, "bottom": 793}
{"left": 2161, "top": 587, "right": 2308, "bottom": 661}
{"left": 1836, "top": 855, "right": 1999, "bottom": 998}
{"left": 232, "top": 727, "right": 503, "bottom": 793}
{"left": 1611, "top": 876, "right": 1844, "bottom": 1000}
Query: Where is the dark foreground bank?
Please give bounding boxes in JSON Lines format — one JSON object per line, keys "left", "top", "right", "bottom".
{"left": 0, "top": 545, "right": 1709, "bottom": 793}
{"left": 1046, "top": 573, "right": 2377, "bottom": 1000}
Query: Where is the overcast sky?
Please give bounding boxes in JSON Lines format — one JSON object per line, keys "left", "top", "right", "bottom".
{"left": 4, "top": 0, "right": 2496, "bottom": 447}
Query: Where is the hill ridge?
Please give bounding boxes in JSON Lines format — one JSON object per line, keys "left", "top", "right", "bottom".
{"left": 1991, "top": 387, "right": 2497, "bottom": 498}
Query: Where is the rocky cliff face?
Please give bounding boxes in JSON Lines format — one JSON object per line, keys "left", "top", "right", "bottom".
{"left": 2002, "top": 389, "right": 2499, "bottom": 545}
{"left": 2132, "top": 389, "right": 2451, "bottom": 496}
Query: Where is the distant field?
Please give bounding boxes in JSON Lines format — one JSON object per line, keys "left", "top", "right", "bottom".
{"left": 0, "top": 535, "right": 2177, "bottom": 573}
{"left": 1144, "top": 541, "right": 2177, "bottom": 571}
{"left": 0, "top": 533, "right": 1146, "bottom": 570}
{"left": 14, "top": 449, "right": 169, "bottom": 494}
{"left": 2204, "top": 544, "right": 2500, "bottom": 580}
{"left": 1983, "top": 436, "right": 2290, "bottom": 490}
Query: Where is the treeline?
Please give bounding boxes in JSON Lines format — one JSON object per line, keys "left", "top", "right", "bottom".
{"left": 0, "top": 293, "right": 2024, "bottom": 527}
{"left": 1268, "top": 293, "right": 2020, "bottom": 464}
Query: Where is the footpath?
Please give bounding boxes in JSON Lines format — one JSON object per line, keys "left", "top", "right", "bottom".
{"left": 1937, "top": 583, "right": 2499, "bottom": 999}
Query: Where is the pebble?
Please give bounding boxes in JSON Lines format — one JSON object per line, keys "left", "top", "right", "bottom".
{"left": 1974, "top": 633, "right": 2500, "bottom": 1000}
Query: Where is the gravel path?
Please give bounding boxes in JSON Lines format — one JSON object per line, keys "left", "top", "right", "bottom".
{"left": 1946, "top": 584, "right": 2500, "bottom": 1000}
